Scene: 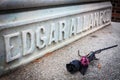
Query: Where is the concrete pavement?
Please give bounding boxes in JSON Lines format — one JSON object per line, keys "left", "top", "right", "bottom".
{"left": 0, "top": 22, "right": 120, "bottom": 80}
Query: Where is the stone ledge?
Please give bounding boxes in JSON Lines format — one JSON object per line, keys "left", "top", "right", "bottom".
{"left": 0, "top": 0, "right": 106, "bottom": 11}
{"left": 0, "top": 2, "right": 112, "bottom": 30}
{"left": 0, "top": 1, "right": 112, "bottom": 76}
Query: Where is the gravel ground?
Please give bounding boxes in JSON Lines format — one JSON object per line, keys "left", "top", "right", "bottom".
{"left": 0, "top": 22, "right": 120, "bottom": 80}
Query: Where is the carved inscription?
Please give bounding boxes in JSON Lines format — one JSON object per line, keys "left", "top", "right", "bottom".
{"left": 4, "top": 9, "right": 111, "bottom": 62}
{"left": 22, "top": 29, "right": 35, "bottom": 55}
{"left": 4, "top": 32, "right": 21, "bottom": 62}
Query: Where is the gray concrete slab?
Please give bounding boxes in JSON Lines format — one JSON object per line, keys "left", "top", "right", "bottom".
{"left": 0, "top": 22, "right": 120, "bottom": 80}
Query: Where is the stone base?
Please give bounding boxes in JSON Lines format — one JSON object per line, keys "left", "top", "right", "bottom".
{"left": 0, "top": 2, "right": 112, "bottom": 76}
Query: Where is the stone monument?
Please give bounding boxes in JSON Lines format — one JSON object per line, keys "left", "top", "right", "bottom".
{"left": 0, "top": 0, "right": 112, "bottom": 76}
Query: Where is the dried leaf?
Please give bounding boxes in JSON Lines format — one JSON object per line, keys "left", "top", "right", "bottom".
{"left": 32, "top": 52, "right": 52, "bottom": 63}
{"left": 97, "top": 63, "right": 101, "bottom": 69}
{"left": 33, "top": 58, "right": 42, "bottom": 63}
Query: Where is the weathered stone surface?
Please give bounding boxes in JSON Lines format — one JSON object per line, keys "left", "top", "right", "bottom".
{"left": 0, "top": 22, "right": 120, "bottom": 80}
{"left": 0, "top": 0, "right": 104, "bottom": 10}
{"left": 0, "top": 2, "right": 112, "bottom": 76}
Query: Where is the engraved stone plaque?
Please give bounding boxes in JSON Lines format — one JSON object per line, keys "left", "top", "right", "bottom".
{"left": 0, "top": 2, "right": 112, "bottom": 75}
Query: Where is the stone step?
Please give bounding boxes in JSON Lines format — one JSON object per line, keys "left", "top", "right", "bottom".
{"left": 0, "top": 1, "right": 112, "bottom": 76}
